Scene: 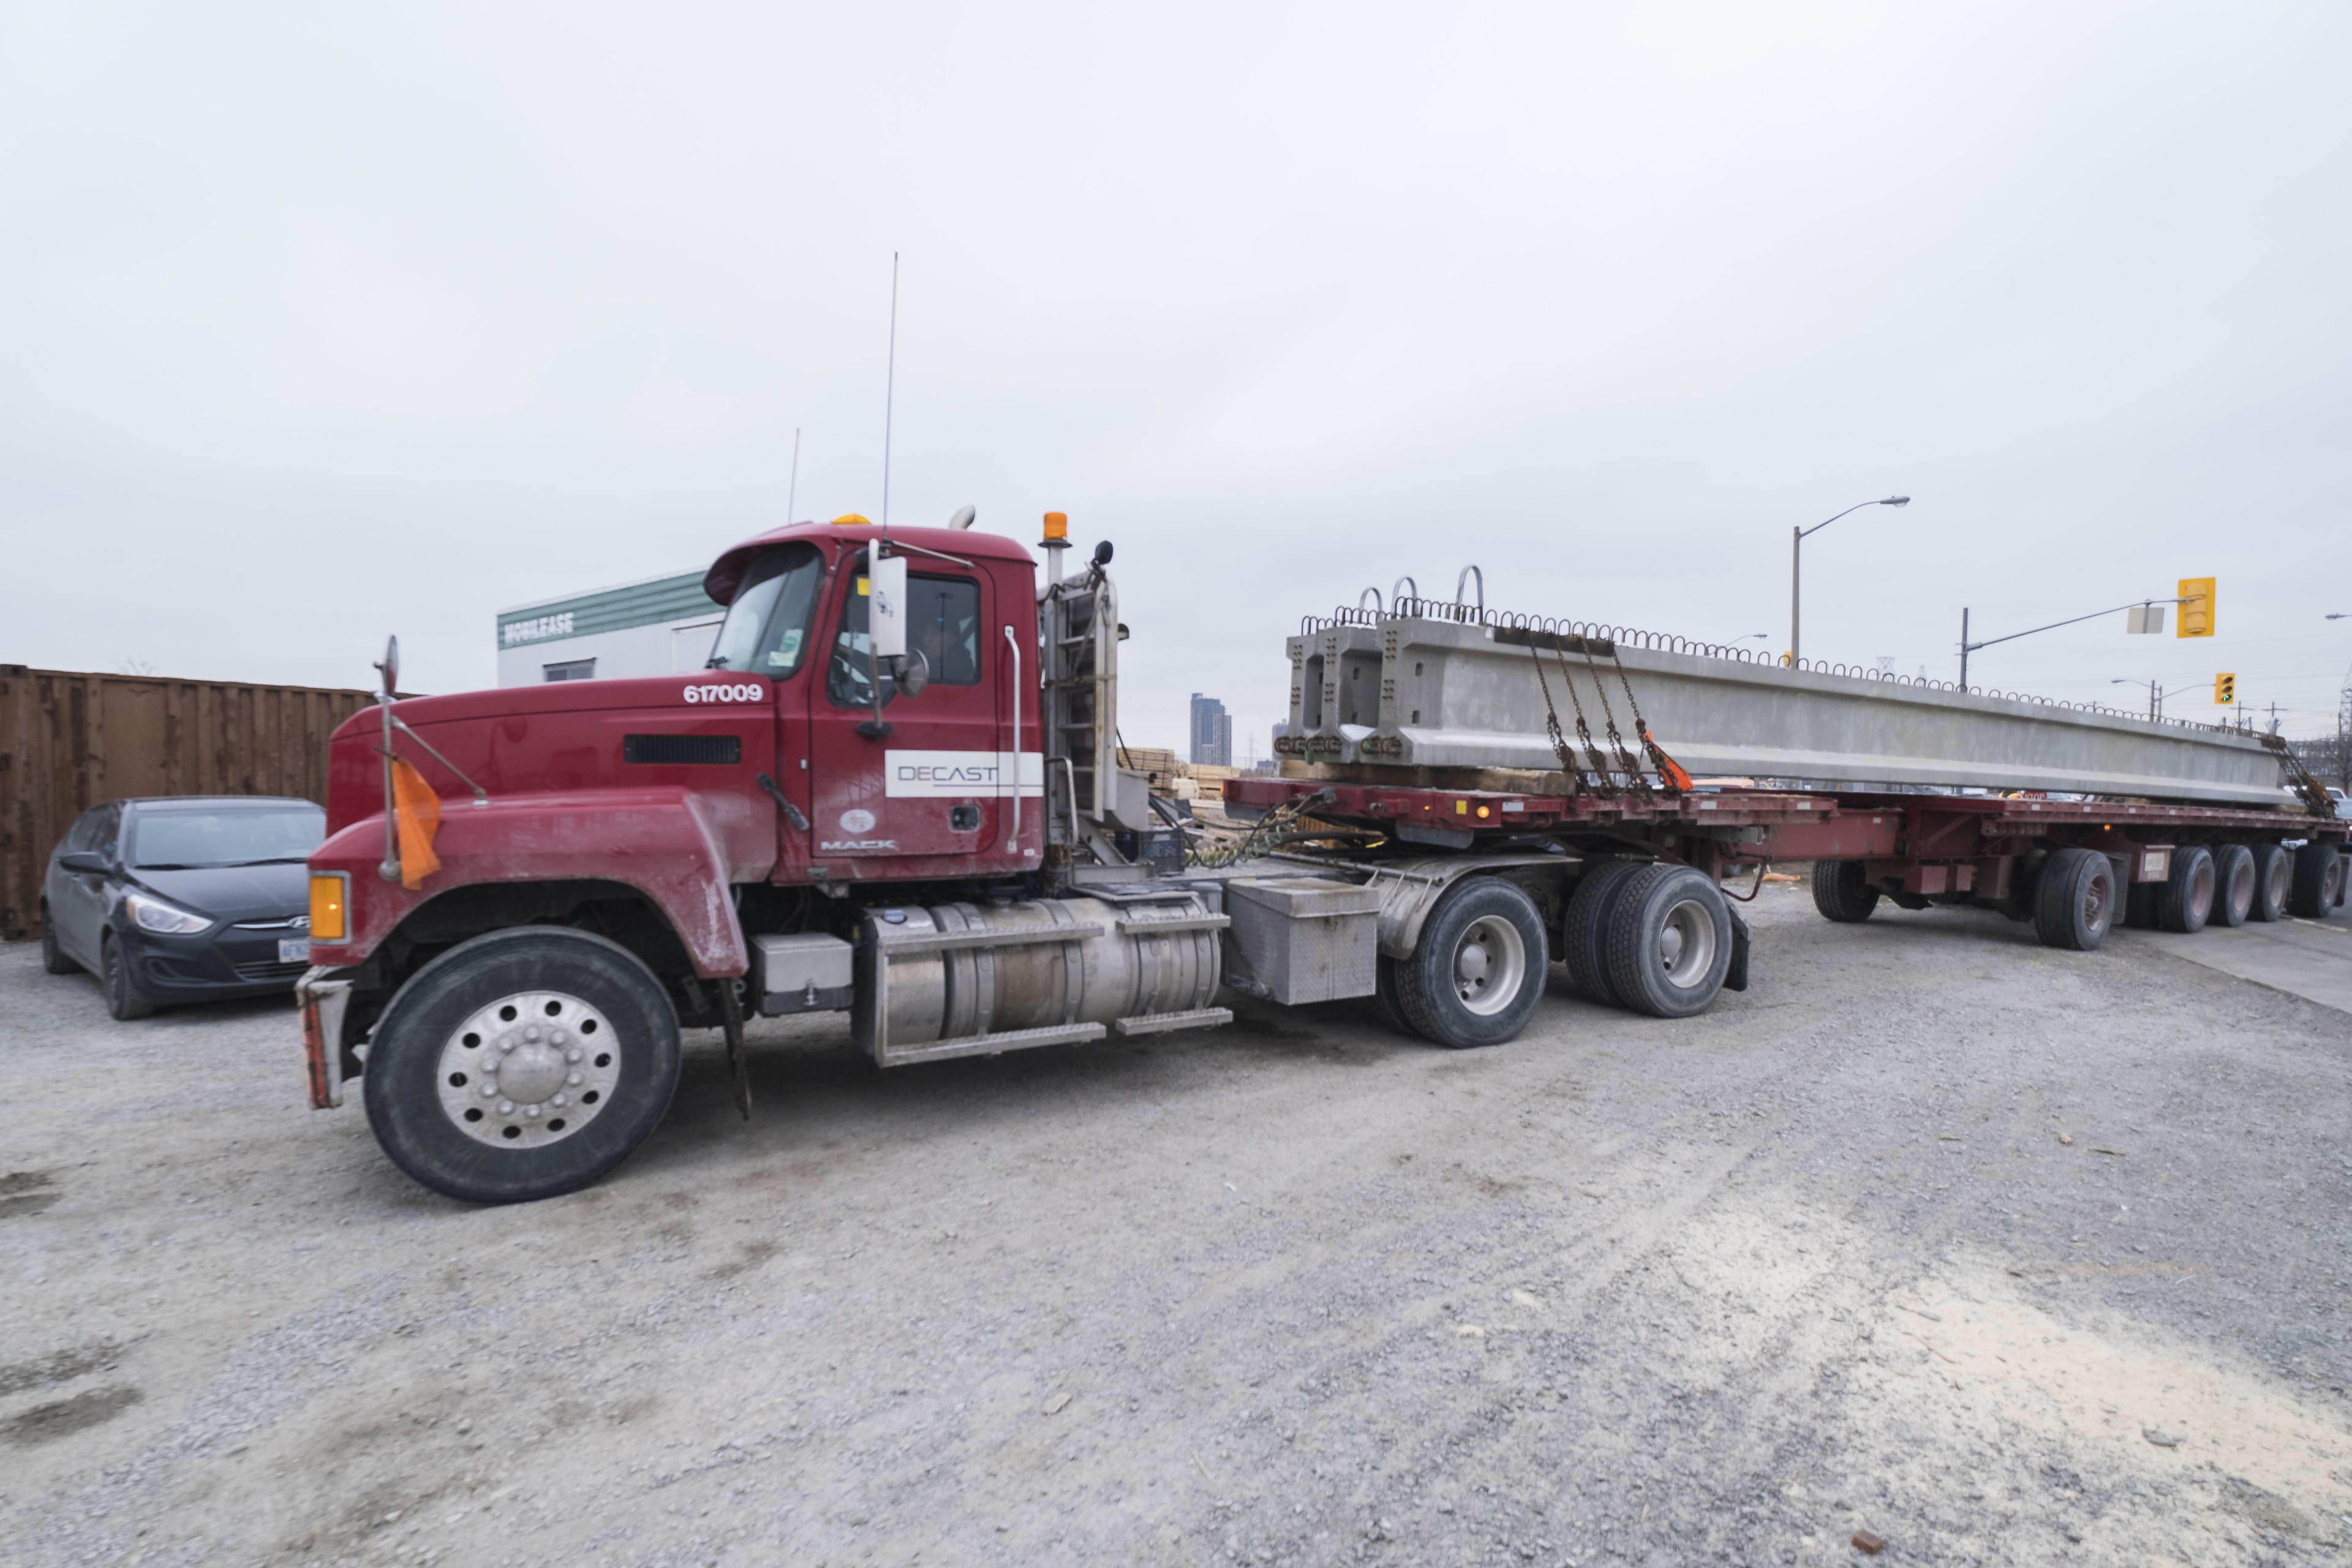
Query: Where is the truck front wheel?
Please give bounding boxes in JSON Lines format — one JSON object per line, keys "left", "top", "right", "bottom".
{"left": 363, "top": 927, "right": 683, "bottom": 1204}
{"left": 1393, "top": 878, "right": 1548, "bottom": 1049}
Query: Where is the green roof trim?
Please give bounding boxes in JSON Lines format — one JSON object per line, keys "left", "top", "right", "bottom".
{"left": 497, "top": 571, "right": 717, "bottom": 648}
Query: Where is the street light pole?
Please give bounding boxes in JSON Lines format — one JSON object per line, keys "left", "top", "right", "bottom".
{"left": 1789, "top": 496, "right": 1909, "bottom": 665}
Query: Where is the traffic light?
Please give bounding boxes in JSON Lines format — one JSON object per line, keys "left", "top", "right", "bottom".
{"left": 2177, "top": 577, "right": 2215, "bottom": 638}
{"left": 2215, "top": 673, "right": 2236, "bottom": 704}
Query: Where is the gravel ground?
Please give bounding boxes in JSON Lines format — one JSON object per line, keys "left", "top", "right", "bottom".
{"left": 4, "top": 884, "right": 2350, "bottom": 1567}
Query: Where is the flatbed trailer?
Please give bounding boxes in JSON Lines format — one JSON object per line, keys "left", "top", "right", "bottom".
{"left": 1226, "top": 774, "right": 2349, "bottom": 957}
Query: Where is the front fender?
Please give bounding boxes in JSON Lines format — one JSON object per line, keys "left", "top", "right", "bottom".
{"left": 306, "top": 788, "right": 747, "bottom": 978}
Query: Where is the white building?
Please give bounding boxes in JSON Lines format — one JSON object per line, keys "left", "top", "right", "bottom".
{"left": 496, "top": 570, "right": 722, "bottom": 685}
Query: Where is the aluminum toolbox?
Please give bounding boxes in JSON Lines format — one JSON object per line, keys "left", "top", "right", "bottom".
{"left": 1221, "top": 876, "right": 1382, "bottom": 1005}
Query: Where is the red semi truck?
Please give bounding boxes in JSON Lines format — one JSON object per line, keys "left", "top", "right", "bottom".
{"left": 298, "top": 516, "right": 2346, "bottom": 1204}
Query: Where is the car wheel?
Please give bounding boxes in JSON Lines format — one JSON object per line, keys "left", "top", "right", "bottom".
{"left": 2033, "top": 847, "right": 2114, "bottom": 951}
{"left": 2210, "top": 844, "right": 2255, "bottom": 929}
{"left": 40, "top": 907, "right": 78, "bottom": 975}
{"left": 362, "top": 926, "right": 682, "bottom": 1204}
{"left": 102, "top": 933, "right": 155, "bottom": 1020}
{"left": 1392, "top": 878, "right": 1548, "bottom": 1049}
{"left": 2248, "top": 843, "right": 2292, "bottom": 922}
{"left": 1605, "top": 865, "right": 1735, "bottom": 1019}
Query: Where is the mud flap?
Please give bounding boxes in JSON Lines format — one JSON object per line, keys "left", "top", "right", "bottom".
{"left": 1724, "top": 906, "right": 1751, "bottom": 993}
{"left": 722, "top": 977, "right": 752, "bottom": 1120}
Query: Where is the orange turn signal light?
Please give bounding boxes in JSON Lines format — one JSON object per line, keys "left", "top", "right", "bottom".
{"left": 1042, "top": 511, "right": 1068, "bottom": 540}
{"left": 309, "top": 872, "right": 349, "bottom": 942}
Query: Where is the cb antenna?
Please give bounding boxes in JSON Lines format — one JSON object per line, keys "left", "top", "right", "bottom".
{"left": 881, "top": 251, "right": 899, "bottom": 535}
{"left": 786, "top": 426, "right": 801, "bottom": 524}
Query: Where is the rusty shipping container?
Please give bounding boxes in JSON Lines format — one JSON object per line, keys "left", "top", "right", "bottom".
{"left": 0, "top": 666, "right": 377, "bottom": 940}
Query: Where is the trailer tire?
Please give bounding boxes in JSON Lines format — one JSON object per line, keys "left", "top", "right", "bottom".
{"left": 1810, "top": 861, "right": 1880, "bottom": 923}
{"left": 2158, "top": 845, "right": 2215, "bottom": 934}
{"left": 1562, "top": 861, "right": 1650, "bottom": 1005}
{"left": 2211, "top": 844, "right": 2255, "bottom": 929}
{"left": 1605, "top": 865, "right": 1735, "bottom": 1019}
{"left": 363, "top": 926, "right": 682, "bottom": 1205}
{"left": 2290, "top": 842, "right": 2344, "bottom": 919}
{"left": 2033, "top": 846, "right": 2116, "bottom": 951}
{"left": 2248, "top": 843, "right": 2293, "bottom": 922}
{"left": 1392, "top": 878, "right": 1548, "bottom": 1049}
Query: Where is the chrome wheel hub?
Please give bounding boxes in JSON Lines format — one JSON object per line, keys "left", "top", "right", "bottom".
{"left": 1657, "top": 898, "right": 1716, "bottom": 990}
{"left": 1453, "top": 914, "right": 1527, "bottom": 1017}
{"left": 437, "top": 990, "right": 621, "bottom": 1149}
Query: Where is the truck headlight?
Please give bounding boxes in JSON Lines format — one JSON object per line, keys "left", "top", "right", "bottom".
{"left": 126, "top": 891, "right": 213, "bottom": 935}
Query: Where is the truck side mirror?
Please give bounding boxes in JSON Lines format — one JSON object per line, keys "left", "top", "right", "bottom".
{"left": 1092, "top": 540, "right": 1114, "bottom": 567}
{"left": 892, "top": 648, "right": 930, "bottom": 700}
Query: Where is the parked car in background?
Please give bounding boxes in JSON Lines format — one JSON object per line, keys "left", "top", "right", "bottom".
{"left": 41, "top": 796, "right": 328, "bottom": 1019}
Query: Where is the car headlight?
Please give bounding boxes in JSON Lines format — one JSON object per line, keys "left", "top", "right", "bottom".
{"left": 126, "top": 891, "right": 214, "bottom": 935}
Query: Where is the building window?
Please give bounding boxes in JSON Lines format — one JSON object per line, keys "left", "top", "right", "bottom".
{"left": 543, "top": 659, "right": 597, "bottom": 682}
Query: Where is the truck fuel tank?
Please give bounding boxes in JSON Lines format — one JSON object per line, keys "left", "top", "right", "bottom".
{"left": 853, "top": 893, "right": 1229, "bottom": 1067}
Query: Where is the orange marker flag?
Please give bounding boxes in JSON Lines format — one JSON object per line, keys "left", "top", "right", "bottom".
{"left": 390, "top": 756, "right": 442, "bottom": 890}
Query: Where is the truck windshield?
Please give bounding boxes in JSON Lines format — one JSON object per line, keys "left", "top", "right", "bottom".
{"left": 705, "top": 545, "right": 824, "bottom": 674}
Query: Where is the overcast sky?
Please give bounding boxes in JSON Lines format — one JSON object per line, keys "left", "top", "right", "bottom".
{"left": 5, "top": 2, "right": 2348, "bottom": 755}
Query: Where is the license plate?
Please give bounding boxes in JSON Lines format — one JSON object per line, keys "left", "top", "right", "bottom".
{"left": 279, "top": 938, "right": 311, "bottom": 964}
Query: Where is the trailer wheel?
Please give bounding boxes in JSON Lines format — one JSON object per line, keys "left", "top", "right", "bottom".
{"left": 1605, "top": 865, "right": 1735, "bottom": 1019}
{"left": 2033, "top": 847, "right": 2115, "bottom": 951}
{"left": 2290, "top": 842, "right": 2345, "bottom": 919}
{"left": 2211, "top": 844, "right": 2255, "bottom": 929}
{"left": 1809, "top": 861, "right": 1880, "bottom": 923}
{"left": 2248, "top": 843, "right": 2292, "bottom": 922}
{"left": 1392, "top": 878, "right": 1548, "bottom": 1048}
{"left": 2158, "top": 845, "right": 2215, "bottom": 934}
{"left": 363, "top": 926, "right": 682, "bottom": 1204}
{"left": 1562, "top": 861, "right": 1650, "bottom": 1005}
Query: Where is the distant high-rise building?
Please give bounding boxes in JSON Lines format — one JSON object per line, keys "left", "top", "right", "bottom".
{"left": 1189, "top": 693, "right": 1233, "bottom": 767}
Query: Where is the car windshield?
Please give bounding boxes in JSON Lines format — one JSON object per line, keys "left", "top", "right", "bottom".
{"left": 130, "top": 806, "right": 325, "bottom": 869}
{"left": 705, "top": 544, "right": 825, "bottom": 674}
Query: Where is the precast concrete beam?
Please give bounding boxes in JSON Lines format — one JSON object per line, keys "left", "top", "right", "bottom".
{"left": 1275, "top": 616, "right": 2288, "bottom": 807}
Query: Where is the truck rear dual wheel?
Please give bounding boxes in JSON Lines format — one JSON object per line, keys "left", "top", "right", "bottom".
{"left": 363, "top": 927, "right": 682, "bottom": 1204}
{"left": 2033, "top": 847, "right": 2116, "bottom": 951}
{"left": 2249, "top": 843, "right": 2293, "bottom": 922}
{"left": 1391, "top": 878, "right": 1548, "bottom": 1049}
{"left": 1604, "top": 866, "right": 1735, "bottom": 1020}
{"left": 2290, "top": 842, "right": 2345, "bottom": 919}
{"left": 1810, "top": 861, "right": 1881, "bottom": 923}
{"left": 2157, "top": 845, "right": 2216, "bottom": 935}
{"left": 1562, "top": 862, "right": 1650, "bottom": 1005}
